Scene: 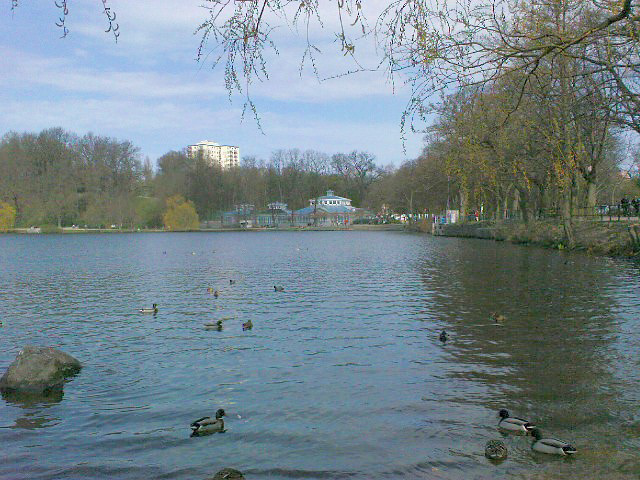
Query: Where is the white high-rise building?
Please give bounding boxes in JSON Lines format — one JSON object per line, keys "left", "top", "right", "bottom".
{"left": 187, "top": 140, "right": 240, "bottom": 170}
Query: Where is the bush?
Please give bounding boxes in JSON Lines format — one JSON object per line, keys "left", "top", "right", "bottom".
{"left": 0, "top": 201, "right": 16, "bottom": 231}
{"left": 163, "top": 195, "right": 200, "bottom": 231}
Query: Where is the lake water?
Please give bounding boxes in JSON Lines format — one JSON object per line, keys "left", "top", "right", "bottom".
{"left": 0, "top": 231, "right": 639, "bottom": 479}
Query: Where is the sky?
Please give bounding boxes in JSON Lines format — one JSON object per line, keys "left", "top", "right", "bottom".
{"left": 0, "top": 1, "right": 427, "bottom": 168}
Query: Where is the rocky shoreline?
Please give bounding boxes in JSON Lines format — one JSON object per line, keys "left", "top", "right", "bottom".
{"left": 430, "top": 220, "right": 640, "bottom": 257}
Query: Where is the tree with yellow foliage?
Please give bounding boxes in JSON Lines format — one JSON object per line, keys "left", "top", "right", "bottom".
{"left": 0, "top": 201, "right": 17, "bottom": 232}
{"left": 162, "top": 195, "right": 199, "bottom": 231}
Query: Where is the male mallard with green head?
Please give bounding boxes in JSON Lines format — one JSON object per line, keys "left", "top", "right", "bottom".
{"left": 498, "top": 409, "right": 536, "bottom": 434}
{"left": 205, "top": 320, "right": 223, "bottom": 330}
{"left": 191, "top": 408, "right": 226, "bottom": 436}
{"left": 139, "top": 303, "right": 158, "bottom": 314}
{"left": 530, "top": 428, "right": 577, "bottom": 455}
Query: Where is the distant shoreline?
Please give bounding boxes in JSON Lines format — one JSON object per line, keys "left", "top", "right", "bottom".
{"left": 3, "top": 224, "right": 406, "bottom": 234}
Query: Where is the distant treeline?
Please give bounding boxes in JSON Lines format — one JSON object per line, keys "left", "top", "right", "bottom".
{"left": 0, "top": 128, "right": 152, "bottom": 228}
{"left": 1, "top": 123, "right": 636, "bottom": 230}
{"left": 0, "top": 128, "right": 384, "bottom": 228}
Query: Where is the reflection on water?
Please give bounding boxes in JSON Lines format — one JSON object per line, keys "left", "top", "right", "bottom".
{"left": 2, "top": 389, "right": 64, "bottom": 408}
{"left": 2, "top": 390, "right": 63, "bottom": 430}
{"left": 0, "top": 232, "right": 639, "bottom": 479}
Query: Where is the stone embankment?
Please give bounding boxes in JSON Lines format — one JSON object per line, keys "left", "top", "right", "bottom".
{"left": 432, "top": 220, "right": 640, "bottom": 257}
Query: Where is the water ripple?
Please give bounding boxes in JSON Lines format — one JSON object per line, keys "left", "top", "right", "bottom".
{"left": 0, "top": 232, "right": 639, "bottom": 479}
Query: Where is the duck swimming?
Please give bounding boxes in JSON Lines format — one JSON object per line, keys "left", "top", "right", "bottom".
{"left": 205, "top": 320, "right": 223, "bottom": 330}
{"left": 530, "top": 428, "right": 577, "bottom": 455}
{"left": 439, "top": 330, "right": 448, "bottom": 343}
{"left": 491, "top": 312, "right": 506, "bottom": 324}
{"left": 191, "top": 409, "right": 225, "bottom": 436}
{"left": 139, "top": 304, "right": 158, "bottom": 314}
{"left": 242, "top": 320, "right": 253, "bottom": 330}
{"left": 498, "top": 409, "right": 536, "bottom": 434}
{"left": 485, "top": 439, "right": 508, "bottom": 461}
{"left": 274, "top": 285, "right": 284, "bottom": 292}
{"left": 229, "top": 279, "right": 236, "bottom": 285}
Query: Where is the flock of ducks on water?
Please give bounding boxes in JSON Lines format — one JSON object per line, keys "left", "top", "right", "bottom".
{"left": 141, "top": 289, "right": 577, "bottom": 455}
{"left": 138, "top": 279, "right": 286, "bottom": 436}
{"left": 139, "top": 282, "right": 285, "bottom": 332}
{"left": 187, "top": 407, "right": 578, "bottom": 452}
{"left": 439, "top": 312, "right": 577, "bottom": 459}
{"left": 486, "top": 409, "right": 577, "bottom": 460}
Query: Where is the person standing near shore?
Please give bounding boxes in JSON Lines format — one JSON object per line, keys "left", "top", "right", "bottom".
{"left": 621, "top": 197, "right": 630, "bottom": 216}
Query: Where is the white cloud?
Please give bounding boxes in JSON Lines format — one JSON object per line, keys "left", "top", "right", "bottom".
{"left": 0, "top": 47, "right": 225, "bottom": 99}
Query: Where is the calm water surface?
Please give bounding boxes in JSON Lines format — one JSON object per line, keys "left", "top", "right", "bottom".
{"left": 0, "top": 231, "right": 638, "bottom": 479}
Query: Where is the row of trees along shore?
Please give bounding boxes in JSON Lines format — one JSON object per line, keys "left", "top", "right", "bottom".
{"left": 0, "top": 122, "right": 637, "bottom": 232}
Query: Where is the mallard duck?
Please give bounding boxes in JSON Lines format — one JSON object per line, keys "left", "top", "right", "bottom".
{"left": 229, "top": 279, "right": 236, "bottom": 285}
{"left": 191, "top": 408, "right": 226, "bottom": 436}
{"left": 531, "top": 428, "right": 577, "bottom": 455}
{"left": 491, "top": 312, "right": 506, "bottom": 324}
{"left": 139, "top": 303, "right": 158, "bottom": 314}
{"left": 498, "top": 409, "right": 536, "bottom": 434}
{"left": 242, "top": 320, "right": 253, "bottom": 330}
{"left": 439, "top": 330, "right": 448, "bottom": 343}
{"left": 274, "top": 285, "right": 284, "bottom": 292}
{"left": 205, "top": 320, "right": 223, "bottom": 330}
{"left": 213, "top": 290, "right": 219, "bottom": 298}
{"left": 485, "top": 439, "right": 508, "bottom": 461}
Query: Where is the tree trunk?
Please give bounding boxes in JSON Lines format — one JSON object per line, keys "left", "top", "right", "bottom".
{"left": 561, "top": 191, "right": 575, "bottom": 248}
{"left": 459, "top": 187, "right": 468, "bottom": 219}
{"left": 585, "top": 165, "right": 597, "bottom": 209}
{"left": 516, "top": 188, "right": 530, "bottom": 224}
{"left": 537, "top": 183, "right": 546, "bottom": 218}
{"left": 408, "top": 191, "right": 414, "bottom": 224}
{"left": 12, "top": 194, "right": 20, "bottom": 222}
{"left": 494, "top": 196, "right": 501, "bottom": 221}
{"left": 571, "top": 173, "right": 579, "bottom": 215}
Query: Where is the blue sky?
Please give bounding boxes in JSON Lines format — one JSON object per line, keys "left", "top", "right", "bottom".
{"left": 0, "top": 1, "right": 426, "bottom": 168}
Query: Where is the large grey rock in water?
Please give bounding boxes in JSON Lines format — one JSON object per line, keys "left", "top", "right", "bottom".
{"left": 0, "top": 346, "right": 81, "bottom": 394}
{"left": 211, "top": 468, "right": 245, "bottom": 479}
